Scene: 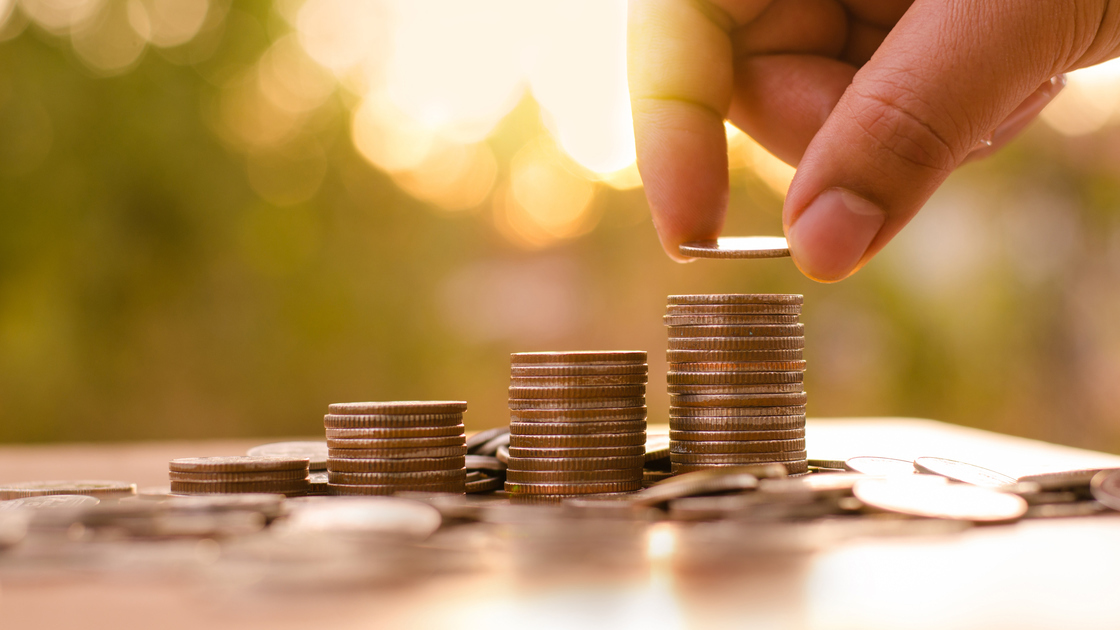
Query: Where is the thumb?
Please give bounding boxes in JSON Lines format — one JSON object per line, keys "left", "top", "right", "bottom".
{"left": 783, "top": 0, "right": 1082, "bottom": 282}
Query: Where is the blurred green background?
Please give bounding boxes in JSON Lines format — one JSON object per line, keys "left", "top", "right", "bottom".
{"left": 3, "top": 0, "right": 1120, "bottom": 453}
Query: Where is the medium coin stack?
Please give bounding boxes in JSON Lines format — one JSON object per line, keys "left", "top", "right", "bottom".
{"left": 325, "top": 401, "right": 468, "bottom": 495}
{"left": 169, "top": 456, "right": 311, "bottom": 497}
{"left": 504, "top": 351, "right": 647, "bottom": 500}
{"left": 666, "top": 294, "right": 808, "bottom": 475}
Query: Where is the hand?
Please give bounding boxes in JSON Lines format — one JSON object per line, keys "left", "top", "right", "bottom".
{"left": 628, "top": 0, "right": 1120, "bottom": 281}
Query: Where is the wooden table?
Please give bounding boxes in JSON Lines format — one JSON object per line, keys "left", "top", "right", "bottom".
{"left": 3, "top": 417, "right": 1120, "bottom": 630}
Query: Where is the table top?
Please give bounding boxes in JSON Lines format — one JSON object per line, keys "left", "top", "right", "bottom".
{"left": 3, "top": 417, "right": 1120, "bottom": 630}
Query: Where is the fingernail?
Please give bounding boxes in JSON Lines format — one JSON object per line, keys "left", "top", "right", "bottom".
{"left": 787, "top": 188, "right": 886, "bottom": 282}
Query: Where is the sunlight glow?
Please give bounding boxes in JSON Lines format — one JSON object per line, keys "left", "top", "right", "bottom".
{"left": 1041, "top": 60, "right": 1120, "bottom": 136}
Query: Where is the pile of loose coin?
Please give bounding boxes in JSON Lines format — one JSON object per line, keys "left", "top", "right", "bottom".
{"left": 504, "top": 351, "right": 648, "bottom": 501}
{"left": 666, "top": 294, "right": 808, "bottom": 475}
{"left": 169, "top": 456, "right": 311, "bottom": 497}
{"left": 325, "top": 401, "right": 468, "bottom": 495}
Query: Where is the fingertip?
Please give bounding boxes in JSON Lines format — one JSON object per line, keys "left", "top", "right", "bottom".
{"left": 785, "top": 188, "right": 885, "bottom": 282}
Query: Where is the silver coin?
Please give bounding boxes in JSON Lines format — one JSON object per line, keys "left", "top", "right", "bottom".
{"left": 678, "top": 237, "right": 790, "bottom": 259}
{"left": 853, "top": 476, "right": 1027, "bottom": 523}
{"left": 466, "top": 455, "right": 506, "bottom": 472}
{"left": 632, "top": 467, "right": 760, "bottom": 506}
{"left": 0, "top": 494, "right": 100, "bottom": 510}
{"left": 844, "top": 456, "right": 916, "bottom": 476}
{"left": 913, "top": 457, "right": 1015, "bottom": 487}
{"left": 247, "top": 442, "right": 328, "bottom": 470}
{"left": 466, "top": 427, "right": 510, "bottom": 453}
{"left": 1018, "top": 468, "right": 1117, "bottom": 492}
{"left": 279, "top": 496, "right": 441, "bottom": 540}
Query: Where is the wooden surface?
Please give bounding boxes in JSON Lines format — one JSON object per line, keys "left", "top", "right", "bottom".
{"left": 3, "top": 417, "right": 1120, "bottom": 630}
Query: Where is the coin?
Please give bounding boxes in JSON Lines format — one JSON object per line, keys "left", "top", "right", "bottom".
{"left": 671, "top": 460, "right": 809, "bottom": 475}
{"left": 169, "top": 470, "right": 309, "bottom": 482}
{"left": 510, "top": 433, "right": 647, "bottom": 448}
{"left": 667, "top": 325, "right": 805, "bottom": 338}
{"left": 669, "top": 371, "right": 803, "bottom": 385}
{"left": 670, "top": 450, "right": 808, "bottom": 464}
{"left": 247, "top": 442, "right": 328, "bottom": 470}
{"left": 670, "top": 415, "right": 805, "bottom": 431}
{"left": 495, "top": 444, "right": 509, "bottom": 463}
{"left": 308, "top": 471, "right": 329, "bottom": 495}
{"left": 668, "top": 294, "right": 802, "bottom": 305}
{"left": 668, "top": 362, "right": 807, "bottom": 374}
{"left": 0, "top": 480, "right": 138, "bottom": 501}
{"left": 323, "top": 413, "right": 465, "bottom": 428}
{"left": 503, "top": 480, "right": 642, "bottom": 494}
{"left": 505, "top": 455, "right": 646, "bottom": 471}
{"left": 853, "top": 477, "right": 1027, "bottom": 523}
{"left": 669, "top": 392, "right": 808, "bottom": 407}
{"left": 668, "top": 383, "right": 804, "bottom": 395}
{"left": 668, "top": 345, "right": 804, "bottom": 360}
{"left": 844, "top": 456, "right": 916, "bottom": 476}
{"left": 1025, "top": 501, "right": 1110, "bottom": 519}
{"left": 507, "top": 445, "right": 646, "bottom": 459}
{"left": 325, "top": 425, "right": 465, "bottom": 439}
{"left": 510, "top": 407, "right": 647, "bottom": 422}
{"left": 327, "top": 456, "right": 466, "bottom": 473}
{"left": 328, "top": 401, "right": 468, "bottom": 415}
{"left": 327, "top": 470, "right": 466, "bottom": 485}
{"left": 510, "top": 364, "right": 648, "bottom": 377}
{"left": 758, "top": 472, "right": 874, "bottom": 496}
{"left": 1090, "top": 469, "right": 1120, "bottom": 511}
{"left": 667, "top": 352, "right": 808, "bottom": 367}
{"left": 667, "top": 304, "right": 802, "bottom": 315}
{"left": 473, "top": 432, "right": 510, "bottom": 457}
{"left": 328, "top": 483, "right": 464, "bottom": 495}
{"left": 0, "top": 495, "right": 100, "bottom": 509}
{"left": 678, "top": 236, "right": 790, "bottom": 259}
{"left": 664, "top": 314, "right": 801, "bottom": 326}
{"left": 327, "top": 446, "right": 468, "bottom": 459}
{"left": 1018, "top": 468, "right": 1116, "bottom": 491}
{"left": 169, "top": 481, "right": 308, "bottom": 496}
{"left": 670, "top": 406, "right": 806, "bottom": 418}
{"left": 465, "top": 475, "right": 504, "bottom": 493}
{"left": 280, "top": 496, "right": 442, "bottom": 538}
{"left": 169, "top": 456, "right": 310, "bottom": 473}
{"left": 508, "top": 385, "right": 647, "bottom": 399}
{"left": 510, "top": 374, "right": 649, "bottom": 386}
{"left": 670, "top": 439, "right": 806, "bottom": 454}
{"left": 510, "top": 420, "right": 647, "bottom": 435}
{"left": 645, "top": 435, "right": 671, "bottom": 463}
{"left": 505, "top": 469, "right": 643, "bottom": 483}
{"left": 511, "top": 351, "right": 647, "bottom": 365}
{"left": 670, "top": 429, "right": 805, "bottom": 441}
{"left": 325, "top": 435, "right": 465, "bottom": 449}
{"left": 465, "top": 427, "right": 509, "bottom": 452}
{"left": 508, "top": 397, "right": 646, "bottom": 410}
{"left": 632, "top": 467, "right": 762, "bottom": 506}
{"left": 807, "top": 459, "right": 848, "bottom": 470}
{"left": 465, "top": 455, "right": 506, "bottom": 472}
{"left": 913, "top": 457, "right": 1016, "bottom": 487}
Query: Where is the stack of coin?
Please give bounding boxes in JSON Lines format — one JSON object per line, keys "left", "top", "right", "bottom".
{"left": 324, "top": 401, "right": 467, "bottom": 495}
{"left": 169, "top": 457, "right": 310, "bottom": 497}
{"left": 666, "top": 294, "right": 808, "bottom": 475}
{"left": 504, "top": 351, "right": 647, "bottom": 500}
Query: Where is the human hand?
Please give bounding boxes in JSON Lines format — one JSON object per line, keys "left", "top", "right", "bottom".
{"left": 628, "top": 0, "right": 1119, "bottom": 280}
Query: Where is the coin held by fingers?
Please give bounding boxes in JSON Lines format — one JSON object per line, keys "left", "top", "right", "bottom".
{"left": 678, "top": 236, "right": 790, "bottom": 259}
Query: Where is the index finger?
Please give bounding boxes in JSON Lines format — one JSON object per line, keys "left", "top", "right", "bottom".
{"left": 628, "top": 0, "right": 772, "bottom": 260}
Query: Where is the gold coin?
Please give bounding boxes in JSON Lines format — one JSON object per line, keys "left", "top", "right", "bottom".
{"left": 510, "top": 351, "right": 647, "bottom": 365}
{"left": 670, "top": 438, "right": 807, "bottom": 454}
{"left": 678, "top": 236, "right": 790, "bottom": 259}
{"left": 508, "top": 385, "right": 647, "bottom": 399}
{"left": 669, "top": 392, "right": 809, "bottom": 407}
{"left": 668, "top": 294, "right": 802, "bottom": 305}
{"left": 667, "top": 371, "right": 803, "bottom": 385}
{"left": 664, "top": 314, "right": 800, "bottom": 326}
{"left": 667, "top": 324, "right": 805, "bottom": 338}
{"left": 327, "top": 401, "right": 467, "bottom": 415}
{"left": 668, "top": 382, "right": 803, "bottom": 395}
{"left": 509, "top": 433, "right": 647, "bottom": 449}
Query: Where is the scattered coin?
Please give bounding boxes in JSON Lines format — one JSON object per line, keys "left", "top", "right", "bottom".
{"left": 913, "top": 457, "right": 1016, "bottom": 487}
{"left": 0, "top": 495, "right": 100, "bottom": 510}
{"left": 853, "top": 477, "right": 1027, "bottom": 523}
{"left": 1090, "top": 469, "right": 1120, "bottom": 511}
{"left": 328, "top": 401, "right": 468, "bottom": 415}
{"left": 678, "top": 236, "right": 790, "bottom": 259}
{"left": 246, "top": 442, "right": 328, "bottom": 470}
{"left": 632, "top": 467, "right": 763, "bottom": 506}
{"left": 1018, "top": 468, "right": 1116, "bottom": 492}
{"left": 465, "top": 427, "right": 511, "bottom": 452}
{"left": 844, "top": 456, "right": 916, "bottom": 476}
{"left": 465, "top": 475, "right": 505, "bottom": 494}
{"left": 472, "top": 431, "right": 510, "bottom": 457}
{"left": 465, "top": 455, "right": 506, "bottom": 472}
{"left": 1025, "top": 501, "right": 1110, "bottom": 519}
{"left": 0, "top": 480, "right": 137, "bottom": 501}
{"left": 280, "top": 496, "right": 442, "bottom": 539}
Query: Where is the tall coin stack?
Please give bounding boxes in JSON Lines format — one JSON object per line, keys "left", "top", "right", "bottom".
{"left": 324, "top": 401, "right": 468, "bottom": 495}
{"left": 665, "top": 295, "right": 808, "bottom": 475}
{"left": 504, "top": 352, "right": 648, "bottom": 500}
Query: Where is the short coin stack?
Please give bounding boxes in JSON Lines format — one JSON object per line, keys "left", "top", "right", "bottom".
{"left": 504, "top": 351, "right": 648, "bottom": 500}
{"left": 666, "top": 294, "right": 808, "bottom": 475}
{"left": 169, "top": 456, "right": 310, "bottom": 497}
{"left": 325, "top": 401, "right": 467, "bottom": 495}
